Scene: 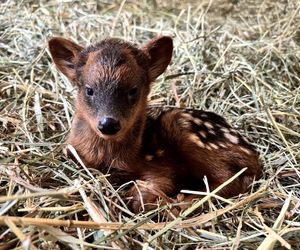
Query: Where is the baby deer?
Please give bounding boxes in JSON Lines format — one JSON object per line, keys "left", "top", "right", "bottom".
{"left": 49, "top": 36, "right": 262, "bottom": 213}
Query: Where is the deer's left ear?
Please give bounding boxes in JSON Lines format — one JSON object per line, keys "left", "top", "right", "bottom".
{"left": 142, "top": 36, "right": 173, "bottom": 81}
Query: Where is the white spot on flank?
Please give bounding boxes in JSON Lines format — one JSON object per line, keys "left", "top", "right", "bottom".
{"left": 181, "top": 112, "right": 194, "bottom": 120}
{"left": 196, "top": 140, "right": 205, "bottom": 148}
{"left": 240, "top": 147, "right": 252, "bottom": 155}
{"left": 209, "top": 129, "right": 216, "bottom": 135}
{"left": 209, "top": 143, "right": 219, "bottom": 150}
{"left": 199, "top": 131, "right": 207, "bottom": 138}
{"left": 220, "top": 127, "right": 230, "bottom": 133}
{"left": 188, "top": 133, "right": 205, "bottom": 148}
{"left": 224, "top": 133, "right": 239, "bottom": 144}
{"left": 178, "top": 118, "right": 191, "bottom": 129}
{"left": 230, "top": 128, "right": 236, "bottom": 133}
{"left": 204, "top": 121, "right": 213, "bottom": 129}
{"left": 188, "top": 133, "right": 199, "bottom": 143}
{"left": 193, "top": 118, "right": 203, "bottom": 126}
{"left": 218, "top": 142, "right": 227, "bottom": 148}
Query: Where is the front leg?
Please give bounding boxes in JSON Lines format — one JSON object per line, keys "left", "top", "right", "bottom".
{"left": 127, "top": 173, "right": 176, "bottom": 213}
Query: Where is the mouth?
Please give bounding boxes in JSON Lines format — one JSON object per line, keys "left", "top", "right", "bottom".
{"left": 100, "top": 133, "right": 119, "bottom": 140}
{"left": 95, "top": 129, "right": 124, "bottom": 141}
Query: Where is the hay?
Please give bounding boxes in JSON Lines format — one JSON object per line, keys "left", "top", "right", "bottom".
{"left": 0, "top": 0, "right": 299, "bottom": 249}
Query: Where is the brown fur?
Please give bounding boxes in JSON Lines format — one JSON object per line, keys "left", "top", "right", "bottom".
{"left": 48, "top": 36, "right": 262, "bottom": 213}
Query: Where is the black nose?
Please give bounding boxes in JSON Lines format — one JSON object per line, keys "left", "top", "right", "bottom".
{"left": 98, "top": 117, "right": 121, "bottom": 135}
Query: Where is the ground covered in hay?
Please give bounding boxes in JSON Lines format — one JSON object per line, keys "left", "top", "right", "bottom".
{"left": 0, "top": 0, "right": 299, "bottom": 249}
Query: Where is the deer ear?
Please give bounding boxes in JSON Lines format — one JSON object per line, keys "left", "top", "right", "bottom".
{"left": 48, "top": 37, "right": 84, "bottom": 81}
{"left": 143, "top": 36, "right": 173, "bottom": 81}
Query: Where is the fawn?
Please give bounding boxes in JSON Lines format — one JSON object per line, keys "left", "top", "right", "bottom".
{"left": 49, "top": 36, "right": 262, "bottom": 213}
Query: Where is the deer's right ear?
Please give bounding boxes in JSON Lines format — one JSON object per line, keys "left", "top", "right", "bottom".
{"left": 48, "top": 37, "right": 84, "bottom": 81}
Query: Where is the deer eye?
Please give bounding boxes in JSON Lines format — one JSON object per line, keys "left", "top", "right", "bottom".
{"left": 85, "top": 86, "right": 94, "bottom": 96}
{"left": 128, "top": 86, "right": 138, "bottom": 98}
{"left": 127, "top": 86, "right": 138, "bottom": 104}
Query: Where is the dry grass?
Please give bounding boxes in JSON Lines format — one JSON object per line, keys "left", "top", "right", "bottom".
{"left": 0, "top": 0, "right": 300, "bottom": 249}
